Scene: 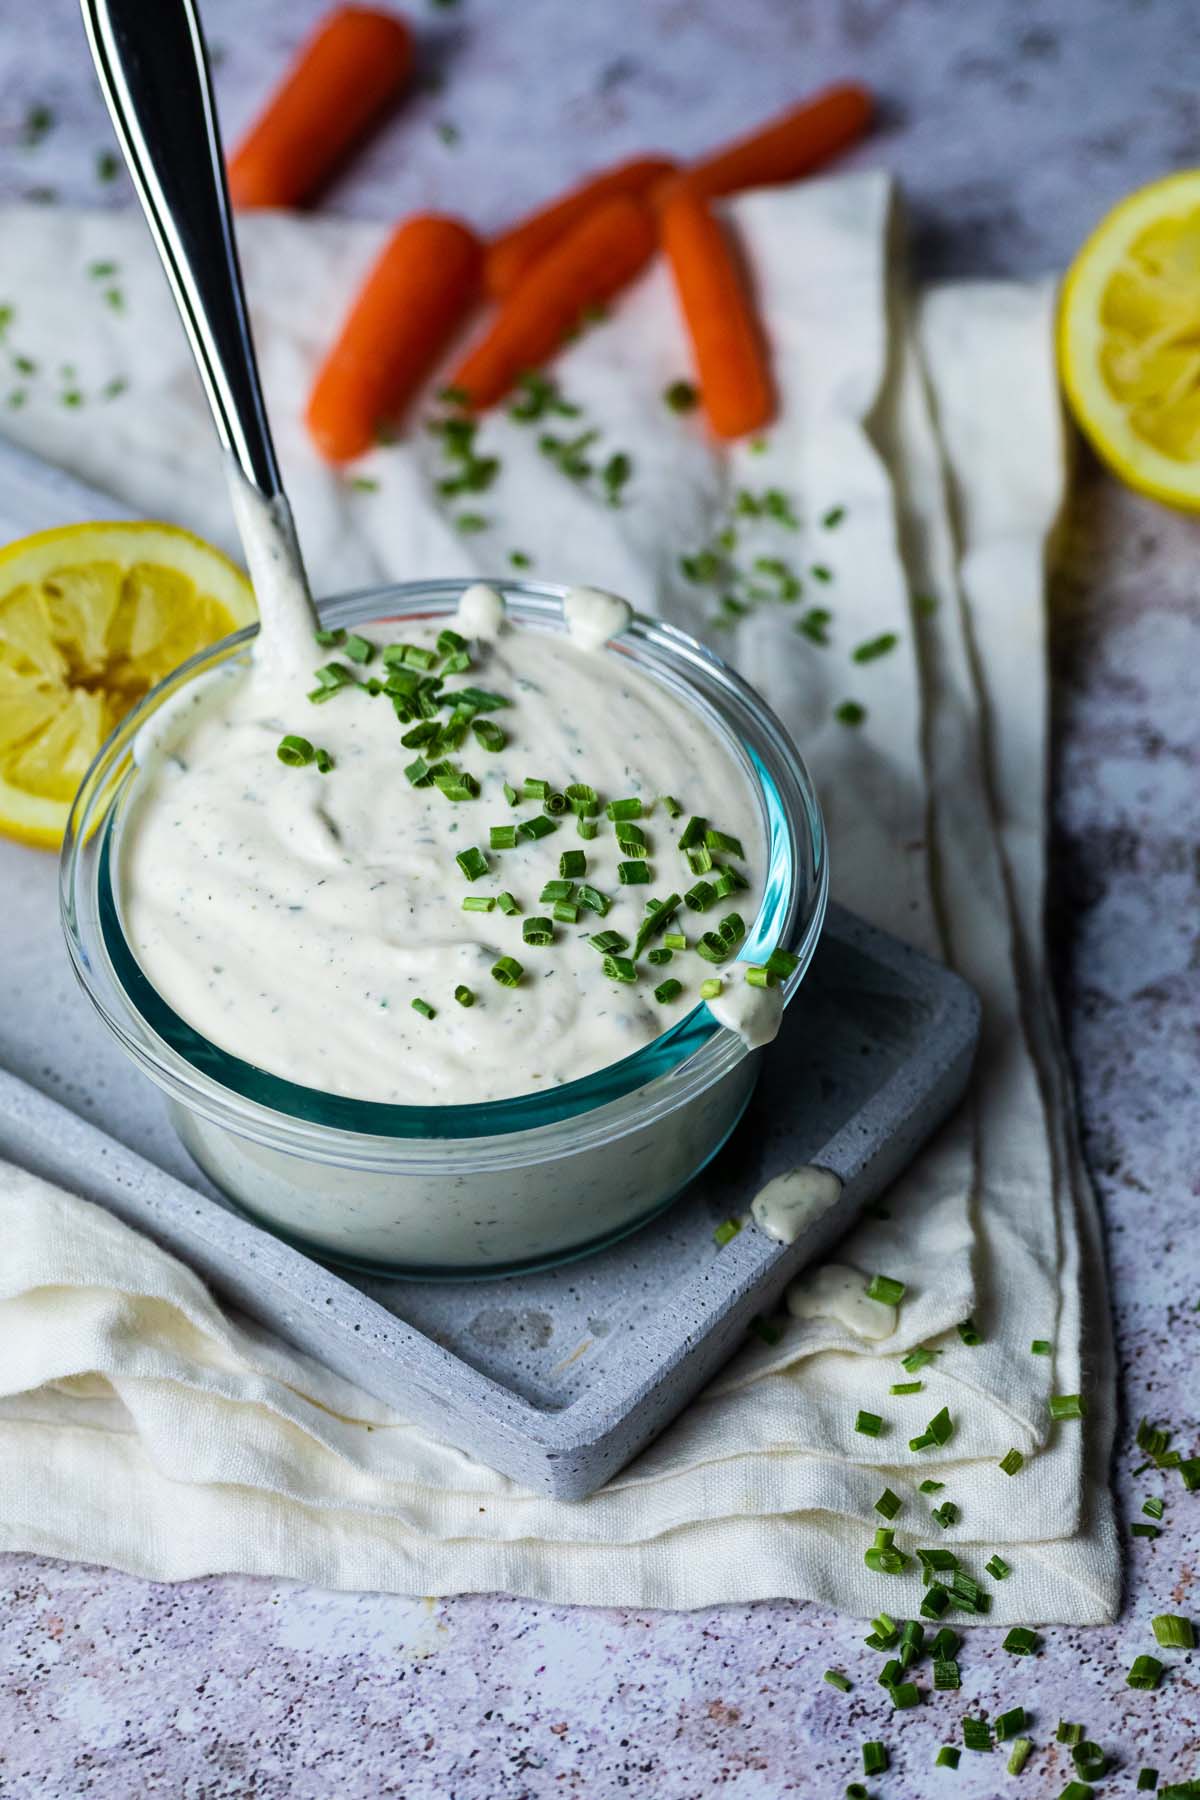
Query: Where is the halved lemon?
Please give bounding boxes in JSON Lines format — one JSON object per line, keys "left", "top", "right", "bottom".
{"left": 1060, "top": 168, "right": 1200, "bottom": 510}
{"left": 0, "top": 520, "right": 255, "bottom": 848}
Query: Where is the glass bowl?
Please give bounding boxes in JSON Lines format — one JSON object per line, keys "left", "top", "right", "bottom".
{"left": 61, "top": 580, "right": 828, "bottom": 1277}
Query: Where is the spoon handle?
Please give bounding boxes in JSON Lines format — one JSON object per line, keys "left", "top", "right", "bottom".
{"left": 80, "top": 0, "right": 282, "bottom": 501}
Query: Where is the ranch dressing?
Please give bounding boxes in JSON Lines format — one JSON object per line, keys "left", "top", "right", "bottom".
{"left": 119, "top": 511, "right": 773, "bottom": 1105}
{"left": 786, "top": 1263, "right": 898, "bottom": 1340}
{"left": 750, "top": 1166, "right": 843, "bottom": 1244}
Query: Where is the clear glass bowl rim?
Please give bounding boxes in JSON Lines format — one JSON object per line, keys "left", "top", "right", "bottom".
{"left": 60, "top": 578, "right": 829, "bottom": 1172}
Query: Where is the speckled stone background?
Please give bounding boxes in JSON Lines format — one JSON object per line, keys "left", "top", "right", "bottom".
{"left": 1, "top": 0, "right": 1199, "bottom": 1794}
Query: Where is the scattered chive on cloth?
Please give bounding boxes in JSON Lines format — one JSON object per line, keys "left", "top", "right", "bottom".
{"left": 0, "top": 173, "right": 1118, "bottom": 1620}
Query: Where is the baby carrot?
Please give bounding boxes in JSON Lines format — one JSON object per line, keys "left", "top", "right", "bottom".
{"left": 659, "top": 181, "right": 773, "bottom": 440}
{"left": 484, "top": 155, "right": 676, "bottom": 298}
{"left": 306, "top": 214, "right": 483, "bottom": 461}
{"left": 685, "top": 83, "right": 873, "bottom": 200}
{"left": 228, "top": 5, "right": 413, "bottom": 209}
{"left": 450, "top": 194, "right": 658, "bottom": 410}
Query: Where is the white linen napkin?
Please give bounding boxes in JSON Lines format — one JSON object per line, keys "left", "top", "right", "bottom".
{"left": 0, "top": 174, "right": 1118, "bottom": 1620}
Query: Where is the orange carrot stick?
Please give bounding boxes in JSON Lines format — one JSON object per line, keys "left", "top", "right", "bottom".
{"left": 228, "top": 6, "right": 413, "bottom": 210}
{"left": 307, "top": 215, "right": 483, "bottom": 462}
{"left": 484, "top": 155, "right": 676, "bottom": 298}
{"left": 450, "top": 195, "right": 658, "bottom": 410}
{"left": 659, "top": 181, "right": 773, "bottom": 441}
{"left": 685, "top": 83, "right": 873, "bottom": 200}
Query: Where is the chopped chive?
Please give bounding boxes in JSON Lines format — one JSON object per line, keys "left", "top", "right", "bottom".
{"left": 919, "top": 1585, "right": 951, "bottom": 1620}
{"left": 765, "top": 947, "right": 799, "bottom": 979}
{"left": 930, "top": 1501, "right": 959, "bottom": 1529}
{"left": 664, "top": 378, "right": 699, "bottom": 413}
{"left": 863, "top": 1614, "right": 898, "bottom": 1650}
{"left": 491, "top": 825, "right": 518, "bottom": 850}
{"left": 435, "top": 771, "right": 480, "bottom": 801}
{"left": 577, "top": 817, "right": 599, "bottom": 839}
{"left": 522, "top": 916, "right": 554, "bottom": 946}
{"left": 823, "top": 1668, "right": 852, "bottom": 1693}
{"left": 410, "top": 997, "right": 436, "bottom": 1020}
{"left": 664, "top": 931, "right": 687, "bottom": 950}
{"left": 559, "top": 850, "right": 587, "bottom": 879}
{"left": 518, "top": 814, "right": 558, "bottom": 841}
{"left": 314, "top": 627, "right": 346, "bottom": 647}
{"left": 994, "top": 1707, "right": 1027, "bottom": 1741}
{"left": 704, "top": 827, "right": 745, "bottom": 858}
{"left": 540, "top": 879, "right": 573, "bottom": 902}
{"left": 891, "top": 1381, "right": 923, "bottom": 1395}
{"left": 711, "top": 865, "right": 747, "bottom": 897}
{"left": 456, "top": 847, "right": 489, "bottom": 881}
{"left": 616, "top": 822, "right": 648, "bottom": 855}
{"left": 472, "top": 718, "right": 507, "bottom": 752}
{"left": 1002, "top": 1627, "right": 1040, "bottom": 1656}
{"left": 1056, "top": 1722, "right": 1085, "bottom": 1747}
{"left": 523, "top": 777, "right": 549, "bottom": 798}
{"left": 454, "top": 985, "right": 475, "bottom": 1007}
{"left": 1070, "top": 1745, "right": 1108, "bottom": 1782}
{"left": 1137, "top": 1770, "right": 1158, "bottom": 1791}
{"left": 543, "top": 791, "right": 568, "bottom": 817}
{"left": 653, "top": 978, "right": 683, "bottom": 1004}
{"left": 699, "top": 978, "right": 723, "bottom": 1000}
{"left": 490, "top": 956, "right": 523, "bottom": 987}
{"left": 962, "top": 1717, "right": 991, "bottom": 1752}
{"left": 695, "top": 930, "right": 731, "bottom": 964}
{"left": 934, "top": 1746, "right": 960, "bottom": 1769}
{"left": 1031, "top": 1339, "right": 1052, "bottom": 1355}
{"left": 462, "top": 895, "right": 495, "bottom": 913}
{"left": 890, "top": 1683, "right": 920, "bottom": 1710}
{"left": 956, "top": 1317, "right": 982, "bottom": 1345}
{"left": 343, "top": 632, "right": 375, "bottom": 663}
{"left": 1179, "top": 1457, "right": 1200, "bottom": 1491}
{"left": 917, "top": 1547, "right": 957, "bottom": 1574}
{"left": 1049, "top": 1394, "right": 1087, "bottom": 1420}
{"left": 867, "top": 1274, "right": 906, "bottom": 1305}
{"left": 590, "top": 930, "right": 628, "bottom": 955}
{"left": 618, "top": 860, "right": 651, "bottom": 884}
{"left": 677, "top": 815, "right": 708, "bottom": 851}
{"left": 575, "top": 884, "right": 611, "bottom": 917}
{"left": 932, "top": 1659, "right": 959, "bottom": 1691}
{"left": 276, "top": 733, "right": 315, "bottom": 766}
{"left": 606, "top": 797, "right": 643, "bottom": 821}
{"left": 852, "top": 632, "right": 899, "bottom": 664}
{"left": 565, "top": 783, "right": 600, "bottom": 817}
{"left": 845, "top": 1788, "right": 869, "bottom": 1800}
{"left": 900, "top": 1620, "right": 924, "bottom": 1651}
{"left": 874, "top": 1488, "right": 902, "bottom": 1520}
{"left": 1143, "top": 1496, "right": 1165, "bottom": 1521}
{"left": 902, "top": 1347, "right": 936, "bottom": 1373}
{"left": 496, "top": 891, "right": 519, "bottom": 916}
{"left": 862, "top": 1743, "right": 888, "bottom": 1777}
{"left": 999, "top": 1448, "right": 1025, "bottom": 1476}
{"left": 985, "top": 1554, "right": 1011, "bottom": 1580}
{"left": 503, "top": 781, "right": 519, "bottom": 806}
{"left": 1132, "top": 1523, "right": 1161, "bottom": 1539}
{"left": 918, "top": 1479, "right": 944, "bottom": 1494}
{"left": 745, "top": 966, "right": 776, "bottom": 989}
{"left": 835, "top": 699, "right": 866, "bottom": 726}
{"left": 553, "top": 899, "right": 579, "bottom": 923}
{"left": 1007, "top": 1738, "right": 1034, "bottom": 1775}
{"left": 1127, "top": 1654, "right": 1164, "bottom": 1690}
{"left": 713, "top": 1218, "right": 742, "bottom": 1247}
{"left": 930, "top": 1627, "right": 959, "bottom": 1658}
{"left": 508, "top": 550, "right": 531, "bottom": 569}
{"left": 1059, "top": 1784, "right": 1095, "bottom": 1800}
{"left": 661, "top": 795, "right": 684, "bottom": 818}
{"left": 822, "top": 505, "right": 846, "bottom": 528}
{"left": 684, "top": 879, "right": 717, "bottom": 912}
{"left": 855, "top": 1411, "right": 884, "bottom": 1438}
{"left": 602, "top": 954, "right": 637, "bottom": 983}
{"left": 1151, "top": 1614, "right": 1194, "bottom": 1648}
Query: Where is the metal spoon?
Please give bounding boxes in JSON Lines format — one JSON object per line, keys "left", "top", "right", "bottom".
{"left": 79, "top": 0, "right": 319, "bottom": 643}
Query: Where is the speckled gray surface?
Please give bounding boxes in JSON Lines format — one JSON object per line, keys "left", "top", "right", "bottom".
{"left": 1, "top": 0, "right": 1198, "bottom": 1794}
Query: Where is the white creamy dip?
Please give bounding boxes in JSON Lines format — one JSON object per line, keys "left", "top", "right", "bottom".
{"left": 750, "top": 1166, "right": 843, "bottom": 1245}
{"left": 119, "top": 551, "right": 771, "bottom": 1104}
{"left": 786, "top": 1263, "right": 898, "bottom": 1340}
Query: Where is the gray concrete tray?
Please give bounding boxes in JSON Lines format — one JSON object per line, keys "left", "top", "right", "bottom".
{"left": 0, "top": 904, "right": 978, "bottom": 1500}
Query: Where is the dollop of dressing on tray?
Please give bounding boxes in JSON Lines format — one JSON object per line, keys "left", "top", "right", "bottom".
{"left": 119, "top": 480, "right": 789, "bottom": 1106}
